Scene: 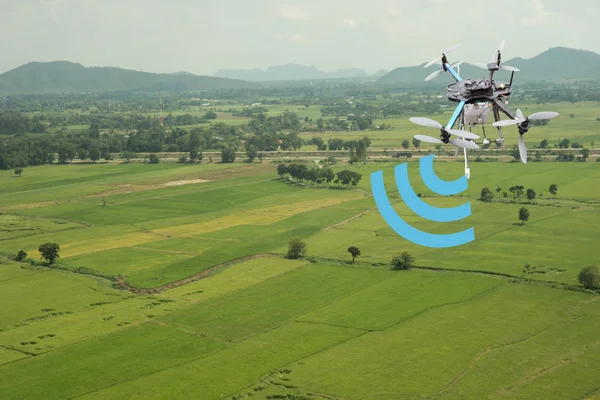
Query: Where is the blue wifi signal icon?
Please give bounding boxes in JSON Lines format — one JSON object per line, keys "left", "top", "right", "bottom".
{"left": 371, "top": 154, "right": 475, "bottom": 248}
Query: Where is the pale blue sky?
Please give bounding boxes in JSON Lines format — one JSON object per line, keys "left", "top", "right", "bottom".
{"left": 1, "top": 0, "right": 598, "bottom": 76}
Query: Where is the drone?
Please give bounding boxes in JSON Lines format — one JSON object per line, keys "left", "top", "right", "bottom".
{"left": 409, "top": 40, "right": 559, "bottom": 179}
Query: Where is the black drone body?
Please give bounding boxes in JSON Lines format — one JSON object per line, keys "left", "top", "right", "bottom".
{"left": 411, "top": 41, "right": 559, "bottom": 178}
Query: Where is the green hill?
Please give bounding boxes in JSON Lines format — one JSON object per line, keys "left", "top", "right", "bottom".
{"left": 0, "top": 61, "right": 257, "bottom": 94}
{"left": 378, "top": 47, "right": 600, "bottom": 86}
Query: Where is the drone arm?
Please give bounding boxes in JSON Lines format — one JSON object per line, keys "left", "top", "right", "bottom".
{"left": 492, "top": 97, "right": 517, "bottom": 120}
{"left": 444, "top": 63, "right": 462, "bottom": 83}
{"left": 446, "top": 100, "right": 467, "bottom": 130}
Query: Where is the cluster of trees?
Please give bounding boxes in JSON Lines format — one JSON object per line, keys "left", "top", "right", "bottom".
{"left": 13, "top": 242, "right": 60, "bottom": 265}
{"left": 0, "top": 121, "right": 244, "bottom": 169}
{"left": 276, "top": 163, "right": 362, "bottom": 187}
{"left": 0, "top": 110, "right": 217, "bottom": 135}
{"left": 480, "top": 184, "right": 559, "bottom": 204}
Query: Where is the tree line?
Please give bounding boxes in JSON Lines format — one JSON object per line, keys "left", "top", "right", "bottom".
{"left": 276, "top": 163, "right": 362, "bottom": 187}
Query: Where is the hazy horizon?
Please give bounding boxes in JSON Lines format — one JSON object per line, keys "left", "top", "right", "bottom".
{"left": 1, "top": 0, "right": 598, "bottom": 76}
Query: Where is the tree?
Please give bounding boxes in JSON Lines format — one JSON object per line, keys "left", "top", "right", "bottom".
{"left": 38, "top": 242, "right": 60, "bottom": 264}
{"left": 15, "top": 250, "right": 27, "bottom": 262}
{"left": 479, "top": 187, "right": 494, "bottom": 202}
{"left": 509, "top": 185, "right": 524, "bottom": 201}
{"left": 149, "top": 154, "right": 160, "bottom": 164}
{"left": 14, "top": 168, "right": 23, "bottom": 177}
{"left": 401, "top": 139, "right": 410, "bottom": 150}
{"left": 581, "top": 148, "right": 590, "bottom": 161}
{"left": 89, "top": 146, "right": 100, "bottom": 163}
{"left": 221, "top": 147, "right": 236, "bottom": 163}
{"left": 277, "top": 164, "right": 288, "bottom": 178}
{"left": 78, "top": 148, "right": 88, "bottom": 162}
{"left": 319, "top": 167, "right": 335, "bottom": 186}
{"left": 526, "top": 188, "right": 536, "bottom": 203}
{"left": 203, "top": 111, "right": 217, "bottom": 119}
{"left": 549, "top": 184, "right": 558, "bottom": 201}
{"left": 122, "top": 151, "right": 136, "bottom": 163}
{"left": 412, "top": 137, "right": 421, "bottom": 149}
{"left": 391, "top": 251, "right": 415, "bottom": 270}
{"left": 189, "top": 148, "right": 199, "bottom": 163}
{"left": 246, "top": 145, "right": 257, "bottom": 162}
{"left": 348, "top": 246, "right": 361, "bottom": 262}
{"left": 518, "top": 207, "right": 529, "bottom": 225}
{"left": 496, "top": 187, "right": 502, "bottom": 194}
{"left": 539, "top": 139, "right": 549, "bottom": 149}
{"left": 577, "top": 265, "right": 600, "bottom": 289}
{"left": 287, "top": 239, "right": 307, "bottom": 259}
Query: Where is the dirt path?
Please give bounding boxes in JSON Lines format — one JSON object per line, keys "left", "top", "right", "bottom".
{"left": 114, "top": 253, "right": 279, "bottom": 294}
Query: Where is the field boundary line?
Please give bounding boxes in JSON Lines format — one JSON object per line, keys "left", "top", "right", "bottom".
{"left": 115, "top": 253, "right": 280, "bottom": 294}
{"left": 304, "top": 255, "right": 599, "bottom": 295}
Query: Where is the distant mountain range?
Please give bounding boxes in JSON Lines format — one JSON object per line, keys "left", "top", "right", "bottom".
{"left": 0, "top": 47, "right": 598, "bottom": 94}
{"left": 0, "top": 61, "right": 256, "bottom": 94}
{"left": 377, "top": 47, "right": 600, "bottom": 85}
{"left": 214, "top": 64, "right": 380, "bottom": 81}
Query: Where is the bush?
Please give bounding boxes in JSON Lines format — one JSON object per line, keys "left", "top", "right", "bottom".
{"left": 391, "top": 251, "right": 415, "bottom": 270}
{"left": 178, "top": 154, "right": 188, "bottom": 163}
{"left": 149, "top": 154, "right": 160, "bottom": 164}
{"left": 286, "top": 239, "right": 307, "bottom": 259}
{"left": 15, "top": 250, "right": 27, "bottom": 262}
{"left": 479, "top": 187, "right": 494, "bottom": 202}
{"left": 221, "top": 147, "right": 236, "bottom": 163}
{"left": 578, "top": 265, "right": 600, "bottom": 289}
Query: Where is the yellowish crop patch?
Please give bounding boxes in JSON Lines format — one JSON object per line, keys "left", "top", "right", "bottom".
{"left": 153, "top": 194, "right": 363, "bottom": 237}
{"left": 161, "top": 257, "right": 308, "bottom": 301}
{"left": 46, "top": 231, "right": 170, "bottom": 258}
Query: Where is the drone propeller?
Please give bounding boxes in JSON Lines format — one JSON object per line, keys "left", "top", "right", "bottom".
{"left": 409, "top": 117, "right": 480, "bottom": 140}
{"left": 501, "top": 65, "right": 520, "bottom": 72}
{"left": 414, "top": 134, "right": 479, "bottom": 150}
{"left": 423, "top": 44, "right": 460, "bottom": 68}
{"left": 492, "top": 110, "right": 559, "bottom": 127}
{"left": 423, "top": 61, "right": 464, "bottom": 82}
{"left": 493, "top": 108, "right": 559, "bottom": 163}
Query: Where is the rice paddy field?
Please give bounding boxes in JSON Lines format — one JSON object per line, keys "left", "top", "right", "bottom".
{"left": 1, "top": 124, "right": 600, "bottom": 397}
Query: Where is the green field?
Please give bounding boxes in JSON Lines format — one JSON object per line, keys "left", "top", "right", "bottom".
{"left": 1, "top": 151, "right": 599, "bottom": 398}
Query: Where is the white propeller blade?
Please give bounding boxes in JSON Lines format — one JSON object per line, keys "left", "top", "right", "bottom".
{"left": 475, "top": 62, "right": 489, "bottom": 70}
{"left": 447, "top": 129, "right": 480, "bottom": 140}
{"left": 450, "top": 138, "right": 479, "bottom": 150}
{"left": 414, "top": 134, "right": 442, "bottom": 144}
{"left": 424, "top": 69, "right": 443, "bottom": 82}
{"left": 409, "top": 117, "right": 442, "bottom": 129}
{"left": 528, "top": 111, "right": 559, "bottom": 121}
{"left": 516, "top": 109, "right": 525, "bottom": 120}
{"left": 493, "top": 119, "right": 520, "bottom": 127}
{"left": 424, "top": 44, "right": 460, "bottom": 68}
{"left": 501, "top": 65, "right": 520, "bottom": 72}
{"left": 518, "top": 134, "right": 527, "bottom": 164}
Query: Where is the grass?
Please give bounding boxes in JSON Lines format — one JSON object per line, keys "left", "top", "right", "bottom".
{"left": 1, "top": 146, "right": 599, "bottom": 399}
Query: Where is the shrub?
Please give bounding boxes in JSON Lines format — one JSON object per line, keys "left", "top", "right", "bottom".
{"left": 148, "top": 154, "right": 160, "bottom": 164}
{"left": 221, "top": 147, "right": 236, "bottom": 163}
{"left": 391, "top": 251, "right": 415, "bottom": 270}
{"left": 578, "top": 265, "right": 600, "bottom": 289}
{"left": 287, "top": 239, "right": 307, "bottom": 259}
{"left": 15, "top": 250, "right": 27, "bottom": 262}
{"left": 479, "top": 187, "right": 494, "bottom": 202}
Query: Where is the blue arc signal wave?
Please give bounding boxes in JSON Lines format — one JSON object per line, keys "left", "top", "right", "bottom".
{"left": 370, "top": 155, "right": 475, "bottom": 248}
